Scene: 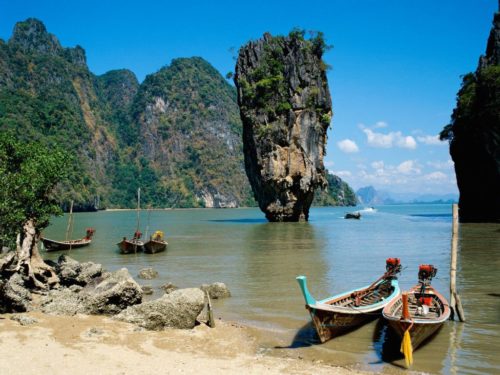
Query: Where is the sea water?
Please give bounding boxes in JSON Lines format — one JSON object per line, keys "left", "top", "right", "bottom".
{"left": 42, "top": 204, "right": 500, "bottom": 374}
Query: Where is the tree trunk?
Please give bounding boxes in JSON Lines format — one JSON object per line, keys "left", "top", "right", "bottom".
{"left": 3, "top": 219, "right": 60, "bottom": 290}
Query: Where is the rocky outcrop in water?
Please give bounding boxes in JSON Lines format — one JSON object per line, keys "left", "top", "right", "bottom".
{"left": 235, "top": 31, "right": 332, "bottom": 221}
{"left": 441, "top": 11, "right": 500, "bottom": 222}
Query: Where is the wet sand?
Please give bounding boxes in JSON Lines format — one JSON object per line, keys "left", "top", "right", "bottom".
{"left": 0, "top": 312, "right": 368, "bottom": 375}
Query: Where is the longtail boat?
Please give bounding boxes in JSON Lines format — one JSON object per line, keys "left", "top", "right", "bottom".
{"left": 144, "top": 230, "right": 168, "bottom": 254}
{"left": 42, "top": 228, "right": 95, "bottom": 251}
{"left": 118, "top": 188, "right": 144, "bottom": 254}
{"left": 296, "top": 258, "right": 402, "bottom": 343}
{"left": 382, "top": 264, "right": 450, "bottom": 367}
{"left": 345, "top": 211, "right": 361, "bottom": 219}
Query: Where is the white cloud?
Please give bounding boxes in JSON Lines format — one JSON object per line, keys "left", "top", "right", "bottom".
{"left": 333, "top": 170, "right": 352, "bottom": 178}
{"left": 427, "top": 160, "right": 454, "bottom": 170}
{"left": 324, "top": 160, "right": 335, "bottom": 168}
{"left": 374, "top": 121, "right": 388, "bottom": 129}
{"left": 396, "top": 160, "right": 421, "bottom": 175}
{"left": 397, "top": 135, "right": 417, "bottom": 149}
{"left": 362, "top": 129, "right": 417, "bottom": 149}
{"left": 337, "top": 139, "right": 359, "bottom": 153}
{"left": 371, "top": 160, "right": 384, "bottom": 170}
{"left": 417, "top": 135, "right": 446, "bottom": 146}
{"left": 423, "top": 171, "right": 448, "bottom": 181}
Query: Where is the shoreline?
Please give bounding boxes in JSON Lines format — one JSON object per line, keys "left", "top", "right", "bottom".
{"left": 0, "top": 312, "right": 368, "bottom": 375}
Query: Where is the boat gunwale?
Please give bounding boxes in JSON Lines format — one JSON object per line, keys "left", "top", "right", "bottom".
{"left": 309, "top": 279, "right": 401, "bottom": 314}
{"left": 382, "top": 284, "right": 451, "bottom": 324}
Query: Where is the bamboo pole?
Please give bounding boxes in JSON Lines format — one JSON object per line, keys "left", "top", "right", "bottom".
{"left": 206, "top": 291, "right": 215, "bottom": 328}
{"left": 450, "top": 203, "right": 465, "bottom": 322}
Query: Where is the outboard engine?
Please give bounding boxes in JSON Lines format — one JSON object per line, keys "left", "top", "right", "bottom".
{"left": 418, "top": 264, "right": 437, "bottom": 286}
{"left": 386, "top": 258, "right": 402, "bottom": 275}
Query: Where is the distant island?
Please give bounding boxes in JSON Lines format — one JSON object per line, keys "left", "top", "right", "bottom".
{"left": 356, "top": 186, "right": 458, "bottom": 206}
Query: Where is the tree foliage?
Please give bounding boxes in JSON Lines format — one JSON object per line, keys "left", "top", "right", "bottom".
{"left": 0, "top": 133, "right": 70, "bottom": 248}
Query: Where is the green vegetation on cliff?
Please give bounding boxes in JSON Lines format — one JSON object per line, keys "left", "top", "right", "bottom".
{"left": 313, "top": 172, "right": 357, "bottom": 206}
{"left": 440, "top": 12, "right": 500, "bottom": 222}
{"left": 0, "top": 19, "right": 354, "bottom": 211}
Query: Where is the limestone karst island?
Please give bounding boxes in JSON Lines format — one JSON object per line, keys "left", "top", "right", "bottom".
{"left": 0, "top": 2, "right": 499, "bottom": 375}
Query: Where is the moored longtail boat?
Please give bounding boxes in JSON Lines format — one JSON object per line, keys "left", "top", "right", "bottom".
{"left": 118, "top": 188, "right": 144, "bottom": 254}
{"left": 144, "top": 230, "right": 168, "bottom": 254}
{"left": 42, "top": 228, "right": 95, "bottom": 251}
{"left": 296, "top": 258, "right": 402, "bottom": 343}
{"left": 117, "top": 231, "right": 144, "bottom": 254}
{"left": 382, "top": 264, "right": 451, "bottom": 367}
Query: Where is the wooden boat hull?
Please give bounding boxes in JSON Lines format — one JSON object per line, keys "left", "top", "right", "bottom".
{"left": 306, "top": 304, "right": 377, "bottom": 342}
{"left": 386, "top": 318, "right": 444, "bottom": 349}
{"left": 117, "top": 239, "right": 144, "bottom": 254}
{"left": 297, "top": 276, "right": 400, "bottom": 343}
{"left": 382, "top": 285, "right": 450, "bottom": 350}
{"left": 144, "top": 240, "right": 168, "bottom": 254}
{"left": 42, "top": 238, "right": 92, "bottom": 251}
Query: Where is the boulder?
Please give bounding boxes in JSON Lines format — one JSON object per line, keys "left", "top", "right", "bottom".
{"left": 161, "top": 282, "right": 178, "bottom": 294}
{"left": 200, "top": 282, "right": 231, "bottom": 299}
{"left": 141, "top": 285, "right": 154, "bottom": 295}
{"left": 86, "top": 268, "right": 143, "bottom": 315}
{"left": 114, "top": 288, "right": 205, "bottom": 330}
{"left": 137, "top": 268, "right": 158, "bottom": 280}
{"left": 56, "top": 255, "right": 103, "bottom": 286}
{"left": 40, "top": 287, "right": 89, "bottom": 315}
{"left": 40, "top": 268, "right": 142, "bottom": 316}
{"left": 0, "top": 273, "right": 32, "bottom": 313}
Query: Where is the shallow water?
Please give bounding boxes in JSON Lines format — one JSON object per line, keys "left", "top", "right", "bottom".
{"left": 42, "top": 205, "right": 499, "bottom": 374}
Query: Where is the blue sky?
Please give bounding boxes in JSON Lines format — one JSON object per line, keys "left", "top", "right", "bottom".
{"left": 1, "top": 0, "right": 497, "bottom": 195}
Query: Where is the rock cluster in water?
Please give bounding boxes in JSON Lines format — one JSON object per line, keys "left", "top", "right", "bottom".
{"left": 235, "top": 31, "right": 332, "bottom": 222}
{"left": 441, "top": 11, "right": 500, "bottom": 222}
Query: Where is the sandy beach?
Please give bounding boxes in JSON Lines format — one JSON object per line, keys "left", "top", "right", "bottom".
{"left": 0, "top": 312, "right": 367, "bottom": 375}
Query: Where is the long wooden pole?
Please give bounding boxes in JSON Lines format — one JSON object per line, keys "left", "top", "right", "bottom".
{"left": 450, "top": 203, "right": 465, "bottom": 322}
{"left": 65, "top": 200, "right": 74, "bottom": 241}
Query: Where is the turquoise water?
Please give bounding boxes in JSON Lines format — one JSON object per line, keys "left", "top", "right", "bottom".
{"left": 42, "top": 205, "right": 500, "bottom": 374}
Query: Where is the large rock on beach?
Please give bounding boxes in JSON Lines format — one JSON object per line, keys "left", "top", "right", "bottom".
{"left": 86, "top": 268, "right": 143, "bottom": 314}
{"left": 40, "top": 287, "right": 89, "bottom": 315}
{"left": 56, "top": 255, "right": 103, "bottom": 286}
{"left": 114, "top": 288, "right": 205, "bottom": 330}
{"left": 200, "top": 282, "right": 231, "bottom": 299}
{"left": 41, "top": 267, "right": 142, "bottom": 315}
{"left": 234, "top": 31, "right": 332, "bottom": 221}
{"left": 0, "top": 273, "right": 32, "bottom": 313}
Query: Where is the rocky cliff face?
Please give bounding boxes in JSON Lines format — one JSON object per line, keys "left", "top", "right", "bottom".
{"left": 235, "top": 31, "right": 332, "bottom": 221}
{"left": 441, "top": 12, "right": 500, "bottom": 222}
{"left": 0, "top": 18, "right": 120, "bottom": 210}
{"left": 131, "top": 57, "right": 252, "bottom": 208}
{"left": 313, "top": 172, "right": 357, "bottom": 207}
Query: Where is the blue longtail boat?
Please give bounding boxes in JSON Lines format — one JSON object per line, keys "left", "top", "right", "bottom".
{"left": 296, "top": 258, "right": 402, "bottom": 343}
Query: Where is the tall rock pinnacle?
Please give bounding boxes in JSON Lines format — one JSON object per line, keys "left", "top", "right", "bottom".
{"left": 441, "top": 10, "right": 500, "bottom": 222}
{"left": 235, "top": 31, "right": 332, "bottom": 222}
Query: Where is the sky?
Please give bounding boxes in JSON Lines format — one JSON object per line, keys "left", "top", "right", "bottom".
{"left": 1, "top": 0, "right": 497, "bottom": 196}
